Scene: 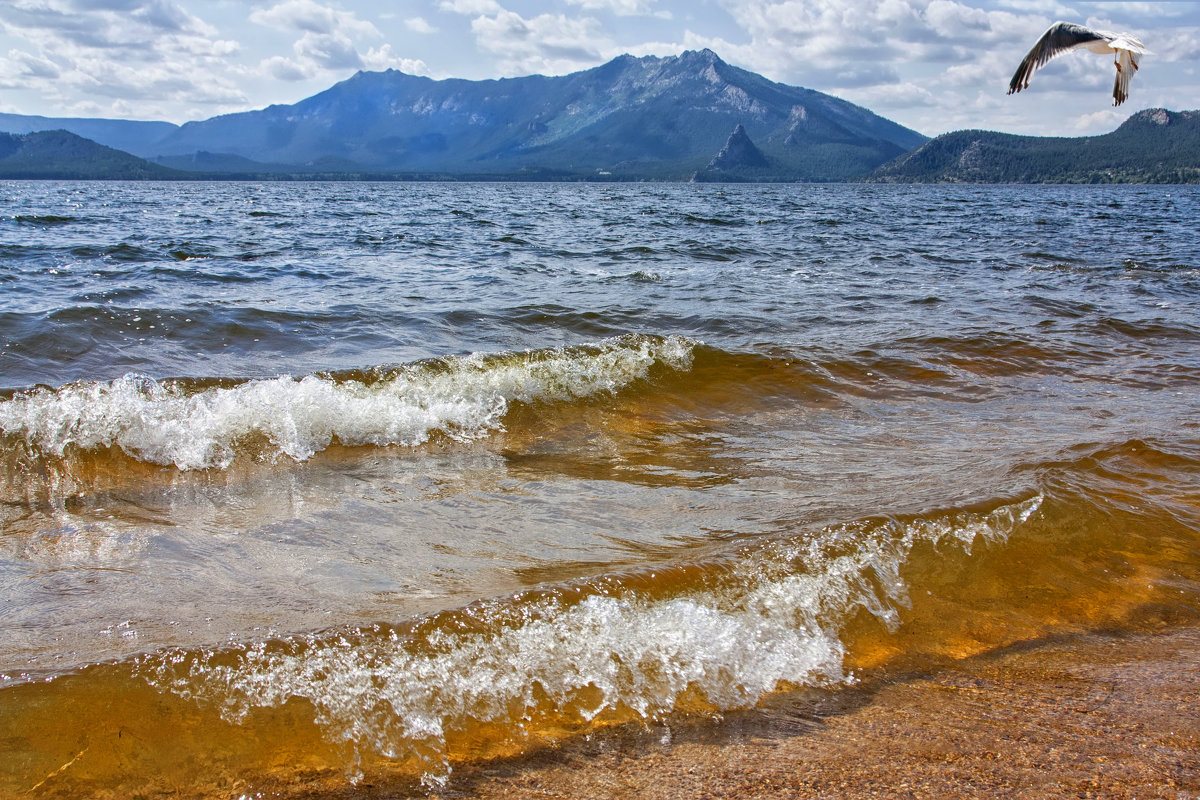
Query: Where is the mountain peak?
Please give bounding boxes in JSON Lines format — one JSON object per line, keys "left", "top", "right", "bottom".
{"left": 669, "top": 48, "right": 724, "bottom": 75}
{"left": 1113, "top": 108, "right": 1200, "bottom": 139}
{"left": 705, "top": 123, "right": 769, "bottom": 171}
{"left": 679, "top": 48, "right": 721, "bottom": 64}
{"left": 1126, "top": 108, "right": 1173, "bottom": 127}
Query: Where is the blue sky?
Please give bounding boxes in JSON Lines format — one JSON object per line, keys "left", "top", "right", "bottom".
{"left": 0, "top": 0, "right": 1196, "bottom": 137}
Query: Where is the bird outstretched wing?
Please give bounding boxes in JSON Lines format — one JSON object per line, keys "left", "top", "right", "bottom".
{"left": 1008, "top": 22, "right": 1107, "bottom": 95}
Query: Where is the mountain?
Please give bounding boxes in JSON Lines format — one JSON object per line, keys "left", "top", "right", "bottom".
{"left": 708, "top": 124, "right": 770, "bottom": 169}
{"left": 692, "top": 124, "right": 779, "bottom": 182}
{"left": 0, "top": 130, "right": 184, "bottom": 179}
{"left": 0, "top": 113, "right": 177, "bottom": 156}
{"left": 50, "top": 50, "right": 919, "bottom": 181}
{"left": 867, "top": 108, "right": 1200, "bottom": 183}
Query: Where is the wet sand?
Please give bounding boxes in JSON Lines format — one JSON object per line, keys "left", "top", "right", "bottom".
{"left": 410, "top": 623, "right": 1200, "bottom": 800}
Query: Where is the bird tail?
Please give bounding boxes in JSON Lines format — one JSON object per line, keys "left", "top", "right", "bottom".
{"left": 1113, "top": 49, "right": 1137, "bottom": 106}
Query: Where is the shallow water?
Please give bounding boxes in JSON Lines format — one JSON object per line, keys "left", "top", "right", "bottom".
{"left": 1, "top": 181, "right": 1199, "bottom": 796}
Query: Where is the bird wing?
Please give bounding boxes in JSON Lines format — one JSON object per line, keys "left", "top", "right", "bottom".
{"left": 1008, "top": 22, "right": 1109, "bottom": 94}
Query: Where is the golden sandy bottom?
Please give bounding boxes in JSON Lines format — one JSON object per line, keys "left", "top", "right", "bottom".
{"left": 329, "top": 624, "right": 1200, "bottom": 800}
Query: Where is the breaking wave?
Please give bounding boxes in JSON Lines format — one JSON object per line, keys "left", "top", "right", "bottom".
{"left": 139, "top": 496, "right": 1042, "bottom": 786}
{"left": 0, "top": 335, "right": 695, "bottom": 470}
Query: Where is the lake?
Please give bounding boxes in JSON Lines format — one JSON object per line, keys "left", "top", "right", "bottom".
{"left": 2, "top": 180, "right": 1198, "bottom": 795}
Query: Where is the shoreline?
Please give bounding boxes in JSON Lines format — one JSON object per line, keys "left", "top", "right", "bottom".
{"left": 393, "top": 624, "right": 1200, "bottom": 799}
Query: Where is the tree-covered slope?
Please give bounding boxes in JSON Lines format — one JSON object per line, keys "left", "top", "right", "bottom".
{"left": 867, "top": 109, "right": 1200, "bottom": 183}
{"left": 0, "top": 130, "right": 184, "bottom": 179}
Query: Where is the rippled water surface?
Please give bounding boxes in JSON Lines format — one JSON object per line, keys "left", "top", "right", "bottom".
{"left": 1, "top": 181, "right": 1199, "bottom": 796}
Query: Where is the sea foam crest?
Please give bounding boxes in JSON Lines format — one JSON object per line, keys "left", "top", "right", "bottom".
{"left": 141, "top": 495, "right": 1041, "bottom": 786}
{"left": 0, "top": 335, "right": 694, "bottom": 470}
{"left": 151, "top": 588, "right": 845, "bottom": 788}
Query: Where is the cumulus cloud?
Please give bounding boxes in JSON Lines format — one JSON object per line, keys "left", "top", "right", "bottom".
{"left": 262, "top": 54, "right": 312, "bottom": 81}
{"left": 249, "top": 0, "right": 425, "bottom": 82}
{"left": 259, "top": 33, "right": 362, "bottom": 79}
{"left": 440, "top": 1, "right": 611, "bottom": 75}
{"left": 405, "top": 16, "right": 437, "bottom": 34}
{"left": 1092, "top": 1, "right": 1196, "bottom": 19}
{"left": 439, "top": 0, "right": 504, "bottom": 14}
{"left": 564, "top": 0, "right": 671, "bottom": 17}
{"left": 361, "top": 44, "right": 430, "bottom": 74}
{"left": 0, "top": 0, "right": 223, "bottom": 48}
{"left": 1073, "top": 108, "right": 1124, "bottom": 130}
{"left": 844, "top": 80, "right": 940, "bottom": 108}
{"left": 0, "top": 0, "right": 244, "bottom": 118}
{"left": 295, "top": 30, "right": 364, "bottom": 69}
{"left": 1150, "top": 27, "right": 1200, "bottom": 62}
{"left": 249, "top": 0, "right": 379, "bottom": 38}
{"left": 994, "top": 0, "right": 1079, "bottom": 16}
{"left": 4, "top": 48, "right": 62, "bottom": 79}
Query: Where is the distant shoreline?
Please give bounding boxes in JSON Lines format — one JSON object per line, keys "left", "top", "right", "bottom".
{"left": 2, "top": 174, "right": 1198, "bottom": 184}
{"left": 3, "top": 107, "right": 1199, "bottom": 184}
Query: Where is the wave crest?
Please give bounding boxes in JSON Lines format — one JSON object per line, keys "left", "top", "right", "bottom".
{"left": 139, "top": 495, "right": 1041, "bottom": 786}
{"left": 0, "top": 335, "right": 695, "bottom": 470}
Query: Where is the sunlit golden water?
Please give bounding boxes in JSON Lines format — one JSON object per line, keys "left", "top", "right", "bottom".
{"left": 2, "top": 182, "right": 1199, "bottom": 797}
{"left": 3, "top": 342, "right": 1199, "bottom": 797}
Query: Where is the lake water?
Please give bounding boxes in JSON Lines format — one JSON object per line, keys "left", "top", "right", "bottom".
{"left": 2, "top": 180, "right": 1199, "bottom": 796}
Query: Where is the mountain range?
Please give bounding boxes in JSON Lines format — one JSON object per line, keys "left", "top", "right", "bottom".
{"left": 0, "top": 51, "right": 1197, "bottom": 183}
{"left": 0, "top": 50, "right": 924, "bottom": 181}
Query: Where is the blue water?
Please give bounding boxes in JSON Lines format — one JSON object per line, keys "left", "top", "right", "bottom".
{"left": 1, "top": 180, "right": 1199, "bottom": 795}
{"left": 4, "top": 181, "right": 1196, "bottom": 388}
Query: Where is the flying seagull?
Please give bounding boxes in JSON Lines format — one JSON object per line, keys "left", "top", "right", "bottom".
{"left": 1008, "top": 22, "right": 1148, "bottom": 106}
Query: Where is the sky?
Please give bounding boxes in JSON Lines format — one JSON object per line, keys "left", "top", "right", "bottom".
{"left": 0, "top": 0, "right": 1197, "bottom": 138}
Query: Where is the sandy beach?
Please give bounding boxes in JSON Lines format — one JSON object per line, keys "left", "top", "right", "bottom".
{"left": 388, "top": 623, "right": 1200, "bottom": 799}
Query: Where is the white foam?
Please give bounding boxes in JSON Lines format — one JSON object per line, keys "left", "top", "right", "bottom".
{"left": 141, "top": 495, "right": 1041, "bottom": 786}
{"left": 151, "top": 591, "right": 844, "bottom": 787}
{"left": 0, "top": 335, "right": 695, "bottom": 470}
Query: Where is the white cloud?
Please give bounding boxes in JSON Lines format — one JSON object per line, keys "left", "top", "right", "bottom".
{"left": 361, "top": 44, "right": 430, "bottom": 74}
{"left": 258, "top": 33, "right": 430, "bottom": 81}
{"left": 439, "top": 0, "right": 504, "bottom": 15}
{"left": 250, "top": 0, "right": 379, "bottom": 38}
{"left": 258, "top": 31, "right": 362, "bottom": 79}
{"left": 564, "top": 0, "right": 672, "bottom": 17}
{"left": 4, "top": 48, "right": 62, "bottom": 79}
{"left": 939, "top": 52, "right": 1008, "bottom": 87}
{"left": 844, "top": 80, "right": 940, "bottom": 108}
{"left": 1072, "top": 107, "right": 1124, "bottom": 131}
{"left": 994, "top": 0, "right": 1078, "bottom": 16}
{"left": 295, "top": 30, "right": 363, "bottom": 69}
{"left": 405, "top": 16, "right": 437, "bottom": 34}
{"left": 250, "top": 0, "right": 418, "bottom": 82}
{"left": 1091, "top": 1, "right": 1197, "bottom": 18}
{"left": 0, "top": 0, "right": 222, "bottom": 48}
{"left": 1150, "top": 27, "right": 1200, "bottom": 62}
{"left": 0, "top": 0, "right": 244, "bottom": 119}
{"left": 444, "top": 4, "right": 610, "bottom": 76}
{"left": 262, "top": 54, "right": 312, "bottom": 81}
